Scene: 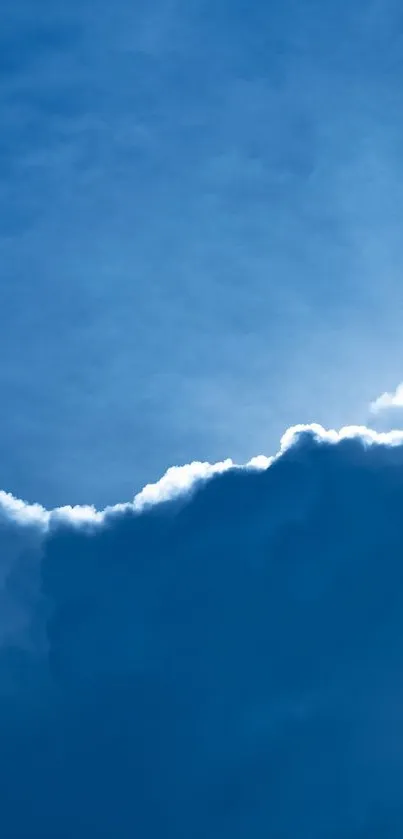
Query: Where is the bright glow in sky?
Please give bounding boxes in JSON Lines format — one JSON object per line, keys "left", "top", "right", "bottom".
{"left": 2, "top": 0, "right": 403, "bottom": 507}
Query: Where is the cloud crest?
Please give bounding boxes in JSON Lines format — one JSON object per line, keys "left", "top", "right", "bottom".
{"left": 2, "top": 422, "right": 403, "bottom": 529}
{"left": 1, "top": 424, "right": 403, "bottom": 835}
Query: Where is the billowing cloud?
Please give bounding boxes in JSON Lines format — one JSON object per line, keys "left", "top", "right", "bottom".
{"left": 2, "top": 424, "right": 403, "bottom": 835}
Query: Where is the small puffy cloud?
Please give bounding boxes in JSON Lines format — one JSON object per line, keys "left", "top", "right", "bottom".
{"left": 369, "top": 383, "right": 403, "bottom": 431}
{"left": 370, "top": 383, "right": 403, "bottom": 412}
{"left": 1, "top": 425, "right": 403, "bottom": 835}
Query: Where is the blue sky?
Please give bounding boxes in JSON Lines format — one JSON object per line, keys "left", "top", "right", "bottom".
{"left": 4, "top": 4, "right": 403, "bottom": 832}
{"left": 2, "top": 0, "right": 403, "bottom": 506}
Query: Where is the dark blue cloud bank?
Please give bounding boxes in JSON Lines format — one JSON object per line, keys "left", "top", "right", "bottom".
{"left": 2, "top": 424, "right": 403, "bottom": 837}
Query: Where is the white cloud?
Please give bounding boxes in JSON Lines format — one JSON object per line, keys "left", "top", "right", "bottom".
{"left": 370, "top": 383, "right": 403, "bottom": 414}
{"left": 280, "top": 422, "right": 403, "bottom": 451}
{"left": 368, "top": 383, "right": 403, "bottom": 432}
{"left": 0, "top": 490, "right": 49, "bottom": 529}
{"left": 2, "top": 423, "right": 403, "bottom": 533}
{"left": 133, "top": 458, "right": 234, "bottom": 511}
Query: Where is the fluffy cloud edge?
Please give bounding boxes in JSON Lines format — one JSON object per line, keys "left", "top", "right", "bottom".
{"left": 370, "top": 383, "right": 403, "bottom": 414}
{"left": 3, "top": 422, "right": 403, "bottom": 531}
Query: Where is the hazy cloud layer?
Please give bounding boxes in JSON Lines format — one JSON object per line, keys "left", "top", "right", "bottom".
{"left": 3, "top": 0, "right": 403, "bottom": 507}
{"left": 1, "top": 425, "right": 403, "bottom": 835}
